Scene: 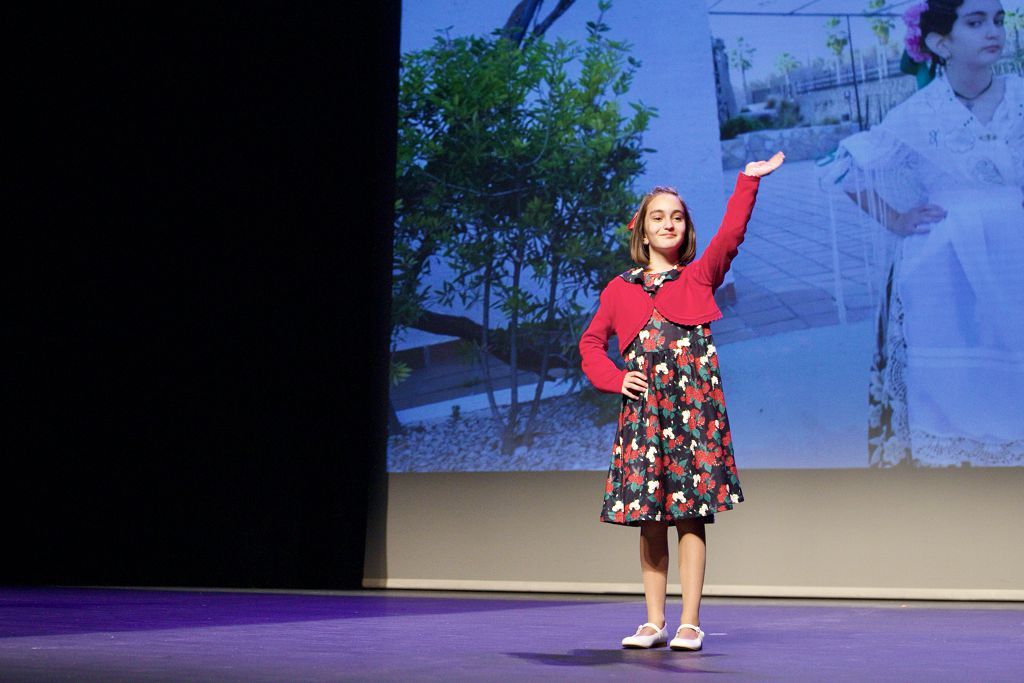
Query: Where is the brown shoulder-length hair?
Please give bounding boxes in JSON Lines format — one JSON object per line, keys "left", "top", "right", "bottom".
{"left": 629, "top": 185, "right": 697, "bottom": 267}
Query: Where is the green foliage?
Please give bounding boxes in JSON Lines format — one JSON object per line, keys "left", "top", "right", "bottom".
{"left": 825, "top": 17, "right": 849, "bottom": 58}
{"left": 729, "top": 36, "right": 755, "bottom": 72}
{"left": 719, "top": 115, "right": 772, "bottom": 140}
{"left": 866, "top": 0, "right": 894, "bottom": 45}
{"left": 1007, "top": 8, "right": 1023, "bottom": 57}
{"left": 390, "top": 358, "right": 412, "bottom": 387}
{"left": 393, "top": 3, "right": 653, "bottom": 386}
{"left": 774, "top": 99, "right": 801, "bottom": 127}
{"left": 720, "top": 98, "right": 800, "bottom": 139}
{"left": 775, "top": 52, "right": 799, "bottom": 76}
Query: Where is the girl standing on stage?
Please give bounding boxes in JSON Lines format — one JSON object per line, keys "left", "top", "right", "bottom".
{"left": 579, "top": 151, "right": 784, "bottom": 650}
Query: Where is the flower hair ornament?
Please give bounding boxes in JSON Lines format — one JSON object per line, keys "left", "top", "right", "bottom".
{"left": 903, "top": 1, "right": 930, "bottom": 63}
{"left": 899, "top": 0, "right": 938, "bottom": 89}
{"left": 626, "top": 211, "right": 639, "bottom": 231}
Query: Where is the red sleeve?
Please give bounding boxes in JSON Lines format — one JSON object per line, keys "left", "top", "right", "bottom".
{"left": 579, "top": 286, "right": 628, "bottom": 395}
{"left": 693, "top": 171, "right": 761, "bottom": 289}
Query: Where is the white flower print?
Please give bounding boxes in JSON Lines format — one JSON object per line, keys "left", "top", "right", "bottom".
{"left": 672, "top": 491, "right": 686, "bottom": 504}
{"left": 682, "top": 410, "right": 690, "bottom": 421}
{"left": 678, "top": 375, "right": 688, "bottom": 387}
{"left": 730, "top": 493, "right": 740, "bottom": 504}
{"left": 711, "top": 376, "right": 719, "bottom": 386}
{"left": 638, "top": 330, "right": 650, "bottom": 342}
{"left": 662, "top": 427, "right": 675, "bottom": 439}
{"left": 707, "top": 344, "right": 716, "bottom": 356}
{"left": 648, "top": 480, "right": 659, "bottom": 494}
{"left": 612, "top": 500, "right": 624, "bottom": 512}
{"left": 646, "top": 446, "right": 658, "bottom": 462}
{"left": 692, "top": 474, "right": 700, "bottom": 487}
{"left": 655, "top": 362, "right": 668, "bottom": 375}
{"left": 628, "top": 500, "right": 641, "bottom": 511}
{"left": 699, "top": 503, "right": 709, "bottom": 516}
{"left": 637, "top": 356, "right": 645, "bottom": 369}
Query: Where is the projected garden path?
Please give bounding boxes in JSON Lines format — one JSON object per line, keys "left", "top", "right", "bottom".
{"left": 715, "top": 158, "right": 878, "bottom": 346}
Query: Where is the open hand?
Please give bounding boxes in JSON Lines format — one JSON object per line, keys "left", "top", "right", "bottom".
{"left": 743, "top": 151, "right": 785, "bottom": 177}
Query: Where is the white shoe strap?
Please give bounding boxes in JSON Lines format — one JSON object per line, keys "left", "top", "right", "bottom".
{"left": 638, "top": 622, "right": 664, "bottom": 633}
{"left": 677, "top": 623, "right": 704, "bottom": 635}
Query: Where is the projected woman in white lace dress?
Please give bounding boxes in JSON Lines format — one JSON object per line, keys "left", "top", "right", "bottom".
{"left": 825, "top": 0, "right": 1023, "bottom": 466}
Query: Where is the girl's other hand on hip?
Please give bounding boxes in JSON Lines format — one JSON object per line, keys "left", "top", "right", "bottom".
{"left": 621, "top": 370, "right": 648, "bottom": 400}
{"left": 892, "top": 203, "right": 946, "bottom": 236}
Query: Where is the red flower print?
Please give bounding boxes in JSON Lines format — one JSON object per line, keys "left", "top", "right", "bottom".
{"left": 694, "top": 448, "right": 716, "bottom": 470}
{"left": 600, "top": 289, "right": 745, "bottom": 527}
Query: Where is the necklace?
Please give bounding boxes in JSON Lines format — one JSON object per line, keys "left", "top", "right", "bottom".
{"left": 951, "top": 74, "right": 994, "bottom": 110}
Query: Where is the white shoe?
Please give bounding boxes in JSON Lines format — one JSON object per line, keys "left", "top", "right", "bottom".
{"left": 669, "top": 623, "right": 704, "bottom": 651}
{"left": 621, "top": 622, "right": 668, "bottom": 648}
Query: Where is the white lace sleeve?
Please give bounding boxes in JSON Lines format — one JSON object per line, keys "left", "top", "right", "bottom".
{"left": 819, "top": 127, "right": 929, "bottom": 213}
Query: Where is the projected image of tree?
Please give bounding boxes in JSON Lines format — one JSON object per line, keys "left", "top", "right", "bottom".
{"left": 391, "top": 1, "right": 653, "bottom": 465}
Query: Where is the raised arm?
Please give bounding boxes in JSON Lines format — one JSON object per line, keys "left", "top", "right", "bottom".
{"left": 692, "top": 172, "right": 761, "bottom": 289}
{"left": 579, "top": 288, "right": 628, "bottom": 394}
{"left": 693, "top": 151, "right": 783, "bottom": 289}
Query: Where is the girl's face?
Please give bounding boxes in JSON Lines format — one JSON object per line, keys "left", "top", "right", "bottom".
{"left": 934, "top": 0, "right": 1006, "bottom": 67}
{"left": 643, "top": 194, "right": 687, "bottom": 256}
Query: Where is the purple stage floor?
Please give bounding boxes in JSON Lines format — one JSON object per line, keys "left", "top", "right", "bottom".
{"left": 0, "top": 587, "right": 1021, "bottom": 681}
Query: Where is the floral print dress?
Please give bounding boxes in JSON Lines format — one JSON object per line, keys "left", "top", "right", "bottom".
{"left": 600, "top": 265, "right": 744, "bottom": 526}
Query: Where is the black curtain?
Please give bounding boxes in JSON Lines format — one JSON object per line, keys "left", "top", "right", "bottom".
{"left": 8, "top": 1, "right": 399, "bottom": 588}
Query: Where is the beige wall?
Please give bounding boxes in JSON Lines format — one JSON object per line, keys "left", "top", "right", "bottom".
{"left": 364, "top": 469, "right": 1024, "bottom": 600}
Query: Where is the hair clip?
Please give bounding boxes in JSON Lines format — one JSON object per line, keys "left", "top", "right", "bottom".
{"left": 626, "top": 211, "right": 639, "bottom": 231}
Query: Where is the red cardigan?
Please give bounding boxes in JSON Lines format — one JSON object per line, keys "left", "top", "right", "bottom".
{"left": 579, "top": 172, "right": 761, "bottom": 394}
